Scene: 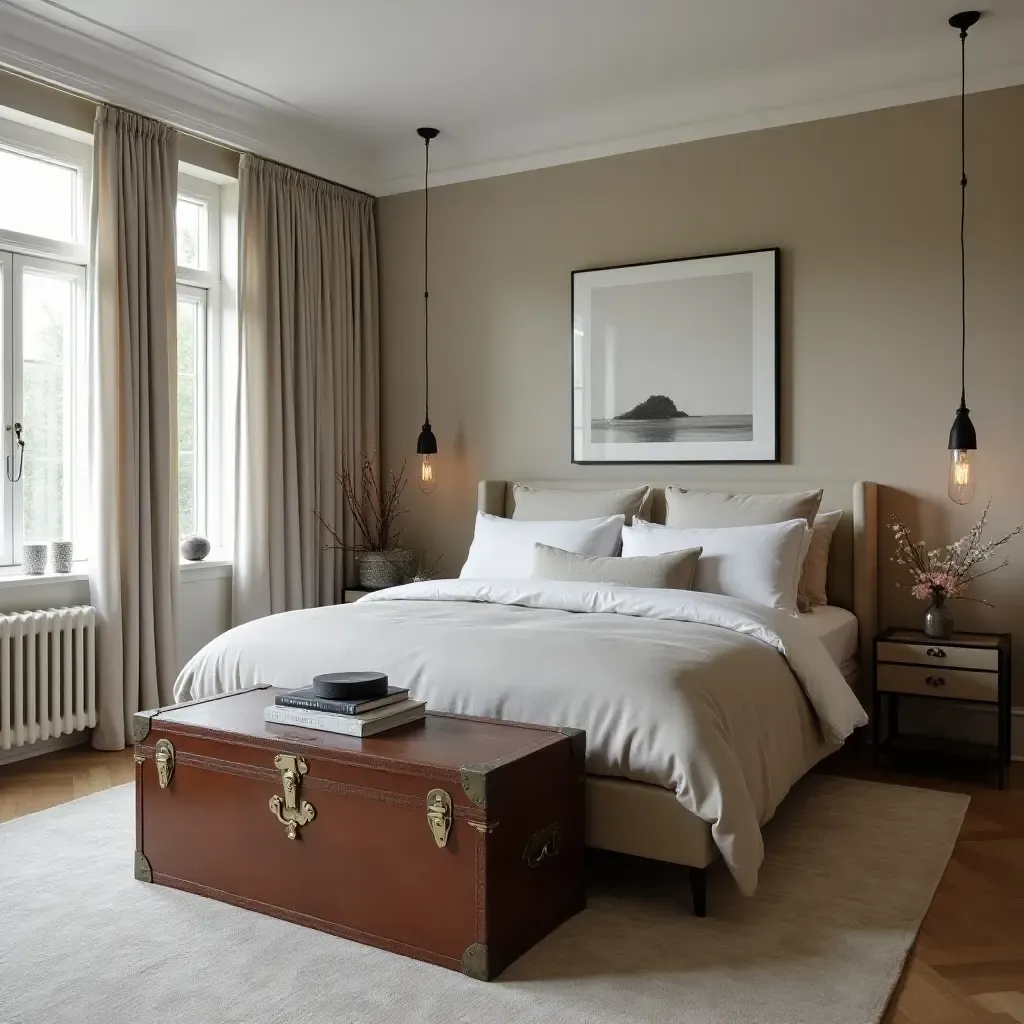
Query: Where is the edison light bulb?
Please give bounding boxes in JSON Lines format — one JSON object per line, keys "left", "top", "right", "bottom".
{"left": 419, "top": 454, "right": 437, "bottom": 495}
{"left": 948, "top": 449, "right": 976, "bottom": 505}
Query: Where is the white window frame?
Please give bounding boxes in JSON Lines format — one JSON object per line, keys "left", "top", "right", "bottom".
{"left": 0, "top": 253, "right": 87, "bottom": 566}
{"left": 0, "top": 116, "right": 90, "bottom": 264}
{"left": 0, "top": 116, "right": 90, "bottom": 568}
{"left": 176, "top": 170, "right": 226, "bottom": 550}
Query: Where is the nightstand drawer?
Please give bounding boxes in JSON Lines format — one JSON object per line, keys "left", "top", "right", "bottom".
{"left": 876, "top": 663, "right": 999, "bottom": 703}
{"left": 876, "top": 641, "right": 999, "bottom": 673}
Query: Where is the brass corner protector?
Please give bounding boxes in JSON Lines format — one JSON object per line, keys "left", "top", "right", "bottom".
{"left": 558, "top": 727, "right": 586, "bottom": 763}
{"left": 132, "top": 714, "right": 153, "bottom": 744}
{"left": 460, "top": 943, "right": 491, "bottom": 981}
{"left": 134, "top": 850, "right": 152, "bottom": 883}
{"left": 459, "top": 764, "right": 490, "bottom": 808}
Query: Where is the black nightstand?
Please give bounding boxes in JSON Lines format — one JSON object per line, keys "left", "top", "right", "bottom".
{"left": 872, "top": 628, "right": 1012, "bottom": 788}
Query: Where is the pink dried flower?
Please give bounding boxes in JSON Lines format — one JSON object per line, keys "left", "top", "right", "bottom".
{"left": 889, "top": 503, "right": 1021, "bottom": 606}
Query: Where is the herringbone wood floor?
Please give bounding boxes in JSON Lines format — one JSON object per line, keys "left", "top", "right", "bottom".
{"left": 1, "top": 746, "right": 1020, "bottom": 1022}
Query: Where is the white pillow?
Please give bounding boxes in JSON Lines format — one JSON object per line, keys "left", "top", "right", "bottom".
{"left": 460, "top": 513, "right": 625, "bottom": 579}
{"left": 621, "top": 519, "right": 810, "bottom": 614}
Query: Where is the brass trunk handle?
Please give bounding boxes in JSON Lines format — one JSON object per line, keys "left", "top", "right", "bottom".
{"left": 523, "top": 822, "right": 561, "bottom": 868}
{"left": 925, "top": 647, "right": 947, "bottom": 658}
{"left": 269, "top": 754, "right": 316, "bottom": 840}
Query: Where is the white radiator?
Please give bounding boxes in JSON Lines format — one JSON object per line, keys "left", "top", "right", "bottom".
{"left": 0, "top": 606, "right": 96, "bottom": 752}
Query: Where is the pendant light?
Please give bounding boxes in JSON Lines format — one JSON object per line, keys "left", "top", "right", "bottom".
{"left": 415, "top": 126, "right": 440, "bottom": 494}
{"left": 946, "top": 11, "right": 980, "bottom": 505}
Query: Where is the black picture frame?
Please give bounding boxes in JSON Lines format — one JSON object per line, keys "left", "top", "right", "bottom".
{"left": 570, "top": 247, "right": 780, "bottom": 465}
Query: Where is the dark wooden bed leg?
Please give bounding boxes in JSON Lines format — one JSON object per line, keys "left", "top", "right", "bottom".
{"left": 689, "top": 866, "right": 707, "bottom": 918}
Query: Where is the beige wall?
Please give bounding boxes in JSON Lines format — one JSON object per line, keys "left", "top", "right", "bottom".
{"left": 379, "top": 84, "right": 1024, "bottom": 694}
{"left": 0, "top": 69, "right": 238, "bottom": 178}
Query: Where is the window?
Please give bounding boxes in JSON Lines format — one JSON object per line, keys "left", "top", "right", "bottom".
{"left": 176, "top": 286, "right": 206, "bottom": 537}
{"left": 0, "top": 119, "right": 89, "bottom": 567}
{"left": 176, "top": 195, "right": 208, "bottom": 271}
{"left": 176, "top": 171, "right": 231, "bottom": 551}
{"left": 0, "top": 148, "right": 78, "bottom": 242}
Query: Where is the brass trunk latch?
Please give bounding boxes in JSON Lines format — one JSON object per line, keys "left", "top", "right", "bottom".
{"left": 426, "top": 788, "right": 452, "bottom": 848}
{"left": 269, "top": 754, "right": 316, "bottom": 840}
{"left": 154, "top": 739, "right": 175, "bottom": 789}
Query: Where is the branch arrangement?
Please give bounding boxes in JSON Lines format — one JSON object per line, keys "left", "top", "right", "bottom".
{"left": 314, "top": 453, "right": 409, "bottom": 553}
{"left": 889, "top": 500, "right": 1022, "bottom": 606}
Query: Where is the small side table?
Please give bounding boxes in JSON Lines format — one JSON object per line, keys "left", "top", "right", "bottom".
{"left": 343, "top": 589, "right": 370, "bottom": 603}
{"left": 872, "top": 627, "right": 1012, "bottom": 788}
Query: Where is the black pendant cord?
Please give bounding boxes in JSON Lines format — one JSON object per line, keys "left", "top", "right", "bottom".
{"left": 423, "top": 135, "right": 431, "bottom": 428}
{"left": 958, "top": 22, "right": 968, "bottom": 411}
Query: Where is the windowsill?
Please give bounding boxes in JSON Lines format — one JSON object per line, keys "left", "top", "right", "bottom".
{"left": 0, "top": 557, "right": 233, "bottom": 589}
{"left": 0, "top": 567, "right": 90, "bottom": 587}
{"left": 180, "top": 556, "right": 232, "bottom": 582}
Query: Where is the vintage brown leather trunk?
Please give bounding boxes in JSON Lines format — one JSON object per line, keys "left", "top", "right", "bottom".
{"left": 133, "top": 686, "right": 585, "bottom": 980}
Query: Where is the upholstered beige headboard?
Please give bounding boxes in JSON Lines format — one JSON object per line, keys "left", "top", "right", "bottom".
{"left": 478, "top": 479, "right": 878, "bottom": 693}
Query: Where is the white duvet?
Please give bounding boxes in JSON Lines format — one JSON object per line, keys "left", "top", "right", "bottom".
{"left": 175, "top": 579, "right": 867, "bottom": 894}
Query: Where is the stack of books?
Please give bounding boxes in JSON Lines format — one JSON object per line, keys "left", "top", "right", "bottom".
{"left": 264, "top": 672, "right": 425, "bottom": 737}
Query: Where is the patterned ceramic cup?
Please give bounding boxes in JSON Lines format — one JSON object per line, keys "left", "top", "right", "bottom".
{"left": 22, "top": 543, "right": 47, "bottom": 575}
{"left": 50, "top": 540, "right": 74, "bottom": 573}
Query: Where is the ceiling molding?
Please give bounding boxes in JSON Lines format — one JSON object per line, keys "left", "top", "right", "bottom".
{"left": 3, "top": 1, "right": 1023, "bottom": 200}
{"left": 374, "top": 66, "right": 1024, "bottom": 197}
{"left": 0, "top": 0, "right": 375, "bottom": 193}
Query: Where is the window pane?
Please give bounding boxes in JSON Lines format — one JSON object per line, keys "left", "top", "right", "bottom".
{"left": 22, "top": 270, "right": 73, "bottom": 544}
{"left": 178, "top": 370, "right": 196, "bottom": 452}
{"left": 177, "top": 292, "right": 203, "bottom": 538}
{"left": 178, "top": 451, "right": 195, "bottom": 537}
{"left": 176, "top": 197, "right": 207, "bottom": 270}
{"left": 178, "top": 295, "right": 196, "bottom": 374}
{"left": 0, "top": 148, "right": 77, "bottom": 242}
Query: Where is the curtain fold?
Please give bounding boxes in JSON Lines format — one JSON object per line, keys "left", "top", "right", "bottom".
{"left": 233, "top": 155, "right": 379, "bottom": 623}
{"left": 88, "top": 106, "right": 179, "bottom": 749}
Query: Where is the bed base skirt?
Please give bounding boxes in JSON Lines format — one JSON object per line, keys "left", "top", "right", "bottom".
{"left": 585, "top": 774, "right": 714, "bottom": 915}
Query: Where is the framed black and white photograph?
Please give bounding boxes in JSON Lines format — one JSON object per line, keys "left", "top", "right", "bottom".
{"left": 571, "top": 248, "right": 779, "bottom": 464}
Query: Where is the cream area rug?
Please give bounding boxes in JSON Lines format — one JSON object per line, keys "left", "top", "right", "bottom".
{"left": 0, "top": 775, "right": 967, "bottom": 1024}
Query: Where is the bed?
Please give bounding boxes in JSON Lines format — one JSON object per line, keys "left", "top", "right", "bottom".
{"left": 175, "top": 478, "right": 877, "bottom": 914}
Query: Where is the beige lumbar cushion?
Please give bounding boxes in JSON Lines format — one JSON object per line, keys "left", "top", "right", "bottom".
{"left": 664, "top": 488, "right": 824, "bottom": 611}
{"left": 802, "top": 510, "right": 843, "bottom": 608}
{"left": 512, "top": 484, "right": 652, "bottom": 524}
{"left": 530, "top": 543, "right": 702, "bottom": 591}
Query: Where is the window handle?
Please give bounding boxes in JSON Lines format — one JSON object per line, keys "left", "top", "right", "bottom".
{"left": 6, "top": 422, "right": 24, "bottom": 483}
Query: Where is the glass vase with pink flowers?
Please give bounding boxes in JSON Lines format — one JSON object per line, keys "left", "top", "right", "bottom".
{"left": 889, "top": 501, "right": 1022, "bottom": 639}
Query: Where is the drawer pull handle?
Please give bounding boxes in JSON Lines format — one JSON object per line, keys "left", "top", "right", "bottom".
{"left": 925, "top": 676, "right": 946, "bottom": 687}
{"left": 925, "top": 648, "right": 946, "bottom": 658}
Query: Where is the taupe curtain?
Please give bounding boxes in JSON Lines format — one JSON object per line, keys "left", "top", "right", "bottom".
{"left": 88, "top": 107, "right": 179, "bottom": 749}
{"left": 233, "top": 155, "right": 379, "bottom": 623}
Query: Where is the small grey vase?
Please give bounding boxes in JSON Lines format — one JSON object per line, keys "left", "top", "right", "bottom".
{"left": 21, "top": 543, "right": 47, "bottom": 575}
{"left": 180, "top": 535, "right": 211, "bottom": 562}
{"left": 50, "top": 540, "right": 74, "bottom": 573}
{"left": 923, "top": 593, "right": 954, "bottom": 639}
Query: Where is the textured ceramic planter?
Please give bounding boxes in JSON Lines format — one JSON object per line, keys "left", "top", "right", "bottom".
{"left": 358, "top": 549, "right": 412, "bottom": 590}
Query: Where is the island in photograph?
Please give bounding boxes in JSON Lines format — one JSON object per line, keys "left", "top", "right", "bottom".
{"left": 572, "top": 248, "right": 778, "bottom": 464}
{"left": 591, "top": 393, "right": 754, "bottom": 443}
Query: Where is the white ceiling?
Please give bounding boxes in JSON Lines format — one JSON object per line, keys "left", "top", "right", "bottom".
{"left": 2, "top": 0, "right": 1024, "bottom": 195}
